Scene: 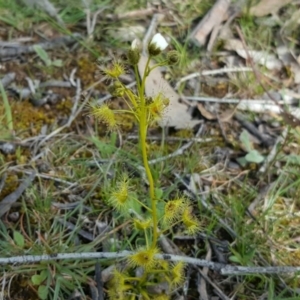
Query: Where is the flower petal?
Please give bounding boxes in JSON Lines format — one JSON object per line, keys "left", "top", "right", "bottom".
{"left": 150, "top": 33, "right": 168, "bottom": 51}
{"left": 131, "top": 38, "right": 140, "bottom": 50}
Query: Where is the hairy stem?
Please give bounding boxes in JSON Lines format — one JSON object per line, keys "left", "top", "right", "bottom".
{"left": 138, "top": 57, "right": 158, "bottom": 248}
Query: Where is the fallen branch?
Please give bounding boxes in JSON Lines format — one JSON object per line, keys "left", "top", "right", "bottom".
{"left": 1, "top": 251, "right": 300, "bottom": 275}
{"left": 220, "top": 265, "right": 300, "bottom": 275}
{"left": 0, "top": 34, "right": 81, "bottom": 60}
{"left": 0, "top": 251, "right": 224, "bottom": 271}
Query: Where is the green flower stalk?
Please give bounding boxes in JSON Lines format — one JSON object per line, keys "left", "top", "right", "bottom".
{"left": 90, "top": 33, "right": 201, "bottom": 269}
{"left": 90, "top": 33, "right": 205, "bottom": 298}
{"left": 129, "top": 33, "right": 171, "bottom": 249}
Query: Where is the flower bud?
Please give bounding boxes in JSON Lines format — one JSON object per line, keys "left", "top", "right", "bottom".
{"left": 148, "top": 33, "right": 168, "bottom": 56}
{"left": 127, "top": 49, "right": 140, "bottom": 65}
{"left": 162, "top": 97, "right": 170, "bottom": 106}
{"left": 131, "top": 38, "right": 140, "bottom": 50}
{"left": 108, "top": 81, "right": 125, "bottom": 97}
{"left": 145, "top": 96, "right": 153, "bottom": 105}
{"left": 167, "top": 50, "right": 180, "bottom": 65}
{"left": 127, "top": 38, "right": 141, "bottom": 65}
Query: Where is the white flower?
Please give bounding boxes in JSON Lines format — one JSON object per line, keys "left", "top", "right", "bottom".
{"left": 131, "top": 38, "right": 140, "bottom": 50}
{"left": 150, "top": 33, "right": 168, "bottom": 51}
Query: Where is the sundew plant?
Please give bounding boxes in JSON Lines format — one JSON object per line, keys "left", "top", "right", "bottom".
{"left": 90, "top": 33, "right": 201, "bottom": 299}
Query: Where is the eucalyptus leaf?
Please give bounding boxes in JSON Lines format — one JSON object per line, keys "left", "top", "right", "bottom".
{"left": 245, "top": 150, "right": 264, "bottom": 163}
{"left": 38, "top": 285, "right": 48, "bottom": 300}
{"left": 154, "top": 188, "right": 163, "bottom": 200}
{"left": 52, "top": 59, "right": 63, "bottom": 67}
{"left": 229, "top": 255, "right": 241, "bottom": 263}
{"left": 239, "top": 130, "right": 253, "bottom": 152}
{"left": 156, "top": 201, "right": 165, "bottom": 221}
{"left": 90, "top": 136, "right": 116, "bottom": 158}
{"left": 13, "top": 231, "right": 24, "bottom": 248}
{"left": 31, "top": 270, "right": 48, "bottom": 285}
{"left": 236, "top": 156, "right": 247, "bottom": 167}
{"left": 33, "top": 45, "right": 51, "bottom": 66}
{"left": 286, "top": 154, "right": 300, "bottom": 165}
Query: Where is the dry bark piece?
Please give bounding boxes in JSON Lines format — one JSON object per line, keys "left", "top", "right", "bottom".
{"left": 197, "top": 103, "right": 238, "bottom": 122}
{"left": 138, "top": 55, "right": 200, "bottom": 129}
{"left": 189, "top": 0, "right": 230, "bottom": 46}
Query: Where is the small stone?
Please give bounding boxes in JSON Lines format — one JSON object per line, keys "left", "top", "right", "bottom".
{"left": 8, "top": 212, "right": 19, "bottom": 222}
{"left": 0, "top": 142, "right": 16, "bottom": 154}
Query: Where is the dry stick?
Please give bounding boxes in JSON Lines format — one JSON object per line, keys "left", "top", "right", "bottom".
{"left": 69, "top": 68, "right": 77, "bottom": 86}
{"left": 127, "top": 134, "right": 212, "bottom": 143}
{"left": 9, "top": 168, "right": 74, "bottom": 186}
{"left": 39, "top": 80, "right": 73, "bottom": 88}
{"left": 0, "top": 34, "right": 81, "bottom": 59}
{"left": 198, "top": 242, "right": 212, "bottom": 300}
{"left": 2, "top": 251, "right": 300, "bottom": 276}
{"left": 184, "top": 95, "right": 296, "bottom": 106}
{"left": 95, "top": 262, "right": 104, "bottom": 300}
{"left": 0, "top": 251, "right": 224, "bottom": 270}
{"left": 197, "top": 267, "right": 230, "bottom": 300}
{"left": 220, "top": 265, "right": 300, "bottom": 276}
{"left": 175, "top": 67, "right": 252, "bottom": 89}
{"left": 85, "top": 6, "right": 109, "bottom": 37}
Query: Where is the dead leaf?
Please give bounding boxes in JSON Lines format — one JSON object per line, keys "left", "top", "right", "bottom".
{"left": 219, "top": 107, "right": 238, "bottom": 123}
{"left": 197, "top": 103, "right": 216, "bottom": 120}
{"left": 138, "top": 55, "right": 201, "bottom": 129}
{"left": 250, "top": 0, "right": 292, "bottom": 17}
{"left": 108, "top": 26, "right": 145, "bottom": 42}
{"left": 197, "top": 103, "right": 238, "bottom": 122}
{"left": 225, "top": 39, "right": 282, "bottom": 70}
